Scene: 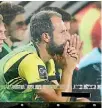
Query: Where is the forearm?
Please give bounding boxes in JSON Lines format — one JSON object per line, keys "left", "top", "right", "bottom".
{"left": 36, "top": 67, "right": 74, "bottom": 102}
{"left": 55, "top": 67, "right": 74, "bottom": 102}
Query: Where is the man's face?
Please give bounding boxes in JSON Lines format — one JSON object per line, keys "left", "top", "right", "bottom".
{"left": 47, "top": 16, "right": 70, "bottom": 56}
{"left": 0, "top": 23, "right": 6, "bottom": 52}
{"left": 8, "top": 14, "right": 27, "bottom": 42}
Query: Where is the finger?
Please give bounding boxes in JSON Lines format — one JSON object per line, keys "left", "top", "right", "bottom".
{"left": 68, "top": 49, "right": 78, "bottom": 56}
{"left": 76, "top": 36, "right": 80, "bottom": 50}
{"left": 70, "top": 35, "right": 74, "bottom": 47}
{"left": 78, "top": 41, "right": 84, "bottom": 60}
{"left": 72, "top": 34, "right": 77, "bottom": 48}
{"left": 79, "top": 41, "right": 84, "bottom": 52}
{"left": 68, "top": 50, "right": 78, "bottom": 55}
{"left": 78, "top": 41, "right": 83, "bottom": 57}
{"left": 70, "top": 52, "right": 78, "bottom": 57}
{"left": 70, "top": 53, "right": 78, "bottom": 60}
{"left": 68, "top": 48, "right": 76, "bottom": 53}
{"left": 67, "top": 47, "right": 75, "bottom": 53}
{"left": 63, "top": 41, "right": 69, "bottom": 55}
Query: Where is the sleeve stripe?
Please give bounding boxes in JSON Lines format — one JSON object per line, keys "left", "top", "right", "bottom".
{"left": 48, "top": 76, "right": 57, "bottom": 81}
{"left": 29, "top": 80, "right": 51, "bottom": 85}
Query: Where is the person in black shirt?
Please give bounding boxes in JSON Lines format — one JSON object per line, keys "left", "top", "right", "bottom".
{"left": 72, "top": 47, "right": 101, "bottom": 101}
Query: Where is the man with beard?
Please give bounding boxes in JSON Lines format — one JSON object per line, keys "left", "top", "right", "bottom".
{"left": 40, "top": 7, "right": 72, "bottom": 82}
{"left": 0, "top": 2, "right": 27, "bottom": 59}
{"left": 0, "top": 14, "right": 6, "bottom": 53}
{"left": 39, "top": 8, "right": 90, "bottom": 102}
{"left": 0, "top": 10, "right": 83, "bottom": 102}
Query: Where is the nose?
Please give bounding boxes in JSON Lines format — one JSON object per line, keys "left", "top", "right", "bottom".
{"left": 22, "top": 24, "right": 28, "bottom": 31}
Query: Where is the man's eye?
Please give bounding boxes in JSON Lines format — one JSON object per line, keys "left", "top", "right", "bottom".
{"left": 16, "top": 21, "right": 26, "bottom": 26}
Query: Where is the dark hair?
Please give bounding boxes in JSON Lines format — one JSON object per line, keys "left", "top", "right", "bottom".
{"left": 30, "top": 10, "right": 62, "bottom": 44}
{"left": 40, "top": 7, "right": 71, "bottom": 22}
{"left": 0, "top": 2, "right": 25, "bottom": 25}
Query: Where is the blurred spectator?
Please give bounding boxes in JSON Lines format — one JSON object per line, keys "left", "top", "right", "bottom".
{"left": 91, "top": 17, "right": 101, "bottom": 48}
{"left": 69, "top": 18, "right": 79, "bottom": 35}
{"left": 0, "top": 14, "right": 6, "bottom": 53}
{"left": 72, "top": 2, "right": 101, "bottom": 101}
{"left": 0, "top": 2, "right": 27, "bottom": 59}
{"left": 72, "top": 19, "right": 101, "bottom": 101}
{"left": 75, "top": 1, "right": 101, "bottom": 55}
{"left": 72, "top": 3, "right": 101, "bottom": 101}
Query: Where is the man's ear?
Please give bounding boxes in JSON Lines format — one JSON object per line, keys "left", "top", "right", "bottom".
{"left": 41, "top": 33, "right": 50, "bottom": 43}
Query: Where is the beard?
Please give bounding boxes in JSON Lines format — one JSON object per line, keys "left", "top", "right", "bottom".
{"left": 46, "top": 38, "right": 65, "bottom": 56}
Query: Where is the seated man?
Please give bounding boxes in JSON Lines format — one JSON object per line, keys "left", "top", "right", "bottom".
{"left": 0, "top": 10, "right": 82, "bottom": 102}
{"left": 40, "top": 6, "right": 72, "bottom": 83}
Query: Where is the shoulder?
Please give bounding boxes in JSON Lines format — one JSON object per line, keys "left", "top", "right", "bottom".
{"left": 19, "top": 52, "right": 45, "bottom": 67}
{"left": 78, "top": 48, "right": 101, "bottom": 69}
{"left": 18, "top": 53, "right": 48, "bottom": 84}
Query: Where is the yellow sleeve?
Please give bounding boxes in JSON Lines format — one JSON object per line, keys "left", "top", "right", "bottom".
{"left": 18, "top": 53, "right": 48, "bottom": 84}
{"left": 47, "top": 59, "right": 57, "bottom": 81}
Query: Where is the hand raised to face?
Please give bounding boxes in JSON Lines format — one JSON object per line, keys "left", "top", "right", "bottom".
{"left": 52, "top": 34, "right": 83, "bottom": 70}
{"left": 67, "top": 34, "right": 83, "bottom": 61}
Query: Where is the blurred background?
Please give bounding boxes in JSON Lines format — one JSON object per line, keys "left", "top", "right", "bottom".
{"left": 0, "top": 1, "right": 101, "bottom": 55}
